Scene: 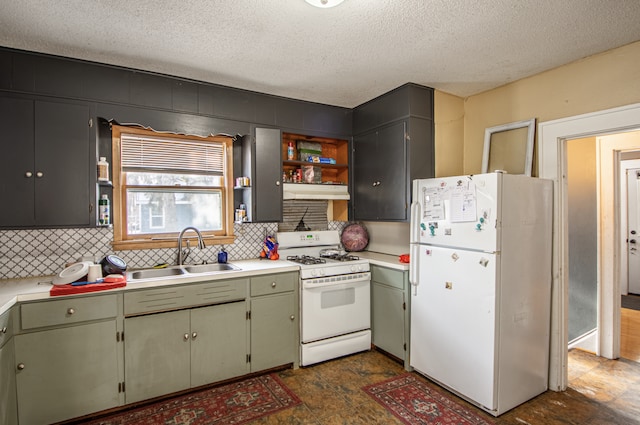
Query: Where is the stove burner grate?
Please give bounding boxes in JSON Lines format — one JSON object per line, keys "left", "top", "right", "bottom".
{"left": 319, "top": 254, "right": 361, "bottom": 262}
{"left": 286, "top": 255, "right": 327, "bottom": 265}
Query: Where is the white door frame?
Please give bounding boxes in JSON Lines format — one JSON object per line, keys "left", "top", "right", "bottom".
{"left": 539, "top": 102, "right": 640, "bottom": 391}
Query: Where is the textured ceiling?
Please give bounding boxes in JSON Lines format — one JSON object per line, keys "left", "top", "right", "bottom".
{"left": 1, "top": 0, "right": 639, "bottom": 108}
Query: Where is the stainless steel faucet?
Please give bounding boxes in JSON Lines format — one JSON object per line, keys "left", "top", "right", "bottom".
{"left": 177, "top": 227, "right": 205, "bottom": 265}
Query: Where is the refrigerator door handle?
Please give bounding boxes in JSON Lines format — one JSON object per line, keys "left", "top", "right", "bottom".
{"left": 409, "top": 201, "right": 421, "bottom": 244}
{"left": 409, "top": 243, "right": 420, "bottom": 295}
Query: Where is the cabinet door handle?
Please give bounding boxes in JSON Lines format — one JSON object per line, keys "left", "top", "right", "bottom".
{"left": 17, "top": 363, "right": 25, "bottom": 370}
{"left": 25, "top": 171, "right": 33, "bottom": 178}
{"left": 67, "top": 308, "right": 75, "bottom": 315}
{"left": 275, "top": 181, "right": 280, "bottom": 186}
{"left": 271, "top": 282, "right": 277, "bottom": 288}
{"left": 1, "top": 326, "right": 6, "bottom": 334}
{"left": 290, "top": 315, "right": 295, "bottom": 321}
{"left": 36, "top": 171, "right": 44, "bottom": 178}
{"left": 192, "top": 332, "right": 198, "bottom": 340}
{"left": 183, "top": 333, "right": 190, "bottom": 341}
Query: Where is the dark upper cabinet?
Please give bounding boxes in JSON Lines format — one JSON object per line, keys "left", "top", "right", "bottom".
{"left": 250, "top": 127, "right": 283, "bottom": 222}
{"left": 235, "top": 127, "right": 282, "bottom": 223}
{"left": 0, "top": 96, "right": 93, "bottom": 228}
{"left": 352, "top": 84, "right": 434, "bottom": 222}
{"left": 0, "top": 97, "right": 35, "bottom": 225}
{"left": 353, "top": 122, "right": 407, "bottom": 221}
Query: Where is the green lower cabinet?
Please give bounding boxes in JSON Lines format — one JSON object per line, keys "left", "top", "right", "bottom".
{"left": 371, "top": 265, "right": 410, "bottom": 368}
{"left": 190, "top": 302, "right": 249, "bottom": 387}
{"left": 124, "top": 309, "right": 191, "bottom": 403}
{"left": 250, "top": 293, "right": 296, "bottom": 371}
{"left": 14, "top": 320, "right": 120, "bottom": 425}
{"left": 124, "top": 301, "right": 248, "bottom": 404}
{"left": 0, "top": 339, "right": 18, "bottom": 425}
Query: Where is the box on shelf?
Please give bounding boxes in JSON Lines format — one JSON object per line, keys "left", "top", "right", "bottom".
{"left": 302, "top": 165, "right": 322, "bottom": 184}
{"left": 306, "top": 156, "right": 336, "bottom": 164}
{"left": 297, "top": 141, "right": 322, "bottom": 162}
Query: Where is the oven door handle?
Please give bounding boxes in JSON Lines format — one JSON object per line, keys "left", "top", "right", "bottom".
{"left": 302, "top": 273, "right": 371, "bottom": 289}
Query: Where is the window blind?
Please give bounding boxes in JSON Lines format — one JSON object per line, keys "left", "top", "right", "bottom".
{"left": 121, "top": 134, "right": 225, "bottom": 175}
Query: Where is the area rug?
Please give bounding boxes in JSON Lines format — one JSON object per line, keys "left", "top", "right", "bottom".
{"left": 363, "top": 373, "right": 493, "bottom": 425}
{"left": 622, "top": 294, "right": 640, "bottom": 311}
{"left": 84, "top": 374, "right": 301, "bottom": 425}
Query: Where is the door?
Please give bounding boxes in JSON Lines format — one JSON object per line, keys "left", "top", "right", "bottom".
{"left": 253, "top": 127, "right": 282, "bottom": 222}
{"left": 251, "top": 293, "right": 296, "bottom": 371}
{"left": 411, "top": 173, "right": 499, "bottom": 251}
{"left": 190, "top": 302, "right": 248, "bottom": 386}
{"left": 627, "top": 168, "right": 640, "bottom": 294}
{"left": 0, "top": 97, "right": 35, "bottom": 226}
{"left": 35, "top": 100, "right": 91, "bottom": 227}
{"left": 15, "top": 321, "right": 119, "bottom": 425}
{"left": 301, "top": 277, "right": 370, "bottom": 343}
{"left": 124, "top": 310, "right": 191, "bottom": 403}
{"left": 410, "top": 245, "right": 497, "bottom": 410}
{"left": 352, "top": 122, "right": 406, "bottom": 220}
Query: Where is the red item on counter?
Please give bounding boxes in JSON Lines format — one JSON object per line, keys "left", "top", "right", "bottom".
{"left": 399, "top": 254, "right": 410, "bottom": 263}
{"left": 50, "top": 277, "right": 126, "bottom": 296}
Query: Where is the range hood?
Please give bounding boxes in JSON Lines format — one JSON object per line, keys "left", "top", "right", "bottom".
{"left": 282, "top": 183, "right": 350, "bottom": 200}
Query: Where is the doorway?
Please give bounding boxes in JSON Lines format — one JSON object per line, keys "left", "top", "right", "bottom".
{"left": 539, "top": 102, "right": 640, "bottom": 391}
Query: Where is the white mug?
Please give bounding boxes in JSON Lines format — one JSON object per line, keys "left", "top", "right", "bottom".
{"left": 87, "top": 264, "right": 103, "bottom": 282}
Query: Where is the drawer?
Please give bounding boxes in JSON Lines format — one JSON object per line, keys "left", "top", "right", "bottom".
{"left": 0, "top": 308, "right": 14, "bottom": 346}
{"left": 251, "top": 272, "right": 297, "bottom": 297}
{"left": 371, "top": 265, "right": 406, "bottom": 290}
{"left": 21, "top": 294, "right": 118, "bottom": 330}
{"left": 188, "top": 278, "right": 247, "bottom": 307}
{"left": 124, "top": 278, "right": 248, "bottom": 316}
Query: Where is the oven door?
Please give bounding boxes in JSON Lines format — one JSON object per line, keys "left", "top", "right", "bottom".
{"left": 301, "top": 272, "right": 371, "bottom": 343}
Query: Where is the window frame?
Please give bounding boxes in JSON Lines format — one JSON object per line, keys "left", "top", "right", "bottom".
{"left": 111, "top": 125, "right": 235, "bottom": 250}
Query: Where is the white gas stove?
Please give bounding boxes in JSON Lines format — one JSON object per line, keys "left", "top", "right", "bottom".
{"left": 277, "top": 230, "right": 371, "bottom": 366}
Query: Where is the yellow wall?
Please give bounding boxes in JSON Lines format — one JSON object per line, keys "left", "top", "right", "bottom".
{"left": 459, "top": 40, "right": 640, "bottom": 174}
{"left": 433, "top": 90, "right": 465, "bottom": 177}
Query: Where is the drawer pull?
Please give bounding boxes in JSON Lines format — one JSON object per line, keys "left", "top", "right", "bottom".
{"left": 1, "top": 326, "right": 6, "bottom": 334}
{"left": 192, "top": 332, "right": 198, "bottom": 340}
{"left": 67, "top": 308, "right": 75, "bottom": 315}
{"left": 17, "top": 363, "right": 25, "bottom": 370}
{"left": 271, "top": 282, "right": 276, "bottom": 288}
{"left": 290, "top": 315, "right": 295, "bottom": 321}
{"left": 183, "top": 333, "right": 190, "bottom": 341}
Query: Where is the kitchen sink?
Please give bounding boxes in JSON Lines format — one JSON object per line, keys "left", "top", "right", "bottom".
{"left": 128, "top": 263, "right": 241, "bottom": 281}
{"left": 129, "top": 267, "right": 186, "bottom": 280}
{"left": 183, "top": 263, "right": 240, "bottom": 273}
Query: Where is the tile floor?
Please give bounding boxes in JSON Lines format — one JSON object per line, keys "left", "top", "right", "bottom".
{"left": 250, "top": 338, "right": 640, "bottom": 424}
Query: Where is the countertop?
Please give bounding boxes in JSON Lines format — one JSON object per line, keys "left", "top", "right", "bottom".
{"left": 0, "top": 253, "right": 408, "bottom": 317}
{"left": 356, "top": 251, "right": 410, "bottom": 271}
{"left": 0, "top": 259, "right": 299, "bottom": 316}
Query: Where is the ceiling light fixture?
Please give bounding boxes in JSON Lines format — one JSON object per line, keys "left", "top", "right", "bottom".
{"left": 305, "top": 0, "right": 345, "bottom": 8}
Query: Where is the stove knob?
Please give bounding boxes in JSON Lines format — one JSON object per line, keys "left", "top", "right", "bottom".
{"left": 311, "top": 269, "right": 318, "bottom": 277}
{"left": 320, "top": 269, "right": 325, "bottom": 276}
{"left": 351, "top": 265, "right": 357, "bottom": 273}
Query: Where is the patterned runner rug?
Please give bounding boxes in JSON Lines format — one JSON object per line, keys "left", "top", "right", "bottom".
{"left": 363, "top": 373, "right": 494, "bottom": 425}
{"left": 84, "top": 374, "right": 301, "bottom": 425}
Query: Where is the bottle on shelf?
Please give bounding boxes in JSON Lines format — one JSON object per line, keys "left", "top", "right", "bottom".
{"left": 287, "top": 142, "right": 295, "bottom": 161}
{"left": 98, "top": 194, "right": 110, "bottom": 225}
{"left": 97, "top": 157, "right": 109, "bottom": 182}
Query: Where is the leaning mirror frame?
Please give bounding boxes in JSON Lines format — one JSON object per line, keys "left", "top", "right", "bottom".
{"left": 481, "top": 118, "right": 536, "bottom": 176}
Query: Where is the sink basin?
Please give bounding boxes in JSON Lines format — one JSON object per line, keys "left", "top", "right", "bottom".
{"left": 129, "top": 267, "right": 185, "bottom": 280}
{"left": 183, "top": 263, "right": 241, "bottom": 273}
{"left": 128, "top": 263, "right": 241, "bottom": 281}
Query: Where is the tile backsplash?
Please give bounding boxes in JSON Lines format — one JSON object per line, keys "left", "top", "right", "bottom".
{"left": 0, "top": 221, "right": 347, "bottom": 280}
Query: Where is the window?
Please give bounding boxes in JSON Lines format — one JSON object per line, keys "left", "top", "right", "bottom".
{"left": 111, "top": 125, "right": 235, "bottom": 250}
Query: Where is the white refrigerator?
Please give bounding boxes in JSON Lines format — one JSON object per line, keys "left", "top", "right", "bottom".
{"left": 409, "top": 172, "right": 553, "bottom": 416}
